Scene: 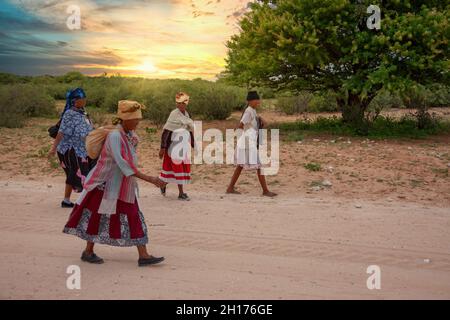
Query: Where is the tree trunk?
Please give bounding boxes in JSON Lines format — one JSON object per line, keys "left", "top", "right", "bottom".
{"left": 338, "top": 94, "right": 365, "bottom": 125}
{"left": 337, "top": 93, "right": 373, "bottom": 134}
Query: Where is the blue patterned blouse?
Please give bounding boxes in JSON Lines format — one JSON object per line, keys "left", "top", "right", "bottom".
{"left": 57, "top": 108, "right": 93, "bottom": 159}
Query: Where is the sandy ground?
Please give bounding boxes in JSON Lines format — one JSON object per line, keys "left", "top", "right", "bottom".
{"left": 0, "top": 107, "right": 449, "bottom": 299}
{"left": 0, "top": 179, "right": 449, "bottom": 300}
{"left": 1, "top": 108, "right": 449, "bottom": 206}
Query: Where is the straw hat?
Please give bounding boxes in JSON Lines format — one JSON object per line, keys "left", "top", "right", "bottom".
{"left": 117, "top": 100, "right": 146, "bottom": 121}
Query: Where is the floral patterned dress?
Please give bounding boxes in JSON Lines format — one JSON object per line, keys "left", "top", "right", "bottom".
{"left": 57, "top": 108, "right": 95, "bottom": 192}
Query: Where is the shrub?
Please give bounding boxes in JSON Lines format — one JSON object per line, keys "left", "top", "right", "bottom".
{"left": 368, "top": 90, "right": 404, "bottom": 112}
{"left": 101, "top": 84, "right": 133, "bottom": 112}
{"left": 428, "top": 84, "right": 450, "bottom": 108}
{"left": 140, "top": 89, "right": 176, "bottom": 127}
{"left": 0, "top": 72, "right": 293, "bottom": 126}
{"left": 44, "top": 83, "right": 73, "bottom": 100}
{"left": 276, "top": 93, "right": 312, "bottom": 114}
{"left": 256, "top": 87, "right": 276, "bottom": 99}
{"left": 85, "top": 84, "right": 106, "bottom": 108}
{"left": 0, "top": 73, "right": 31, "bottom": 85}
{"left": 304, "top": 162, "right": 321, "bottom": 172}
{"left": 191, "top": 84, "right": 244, "bottom": 120}
{"left": 276, "top": 91, "right": 338, "bottom": 114}
{"left": 60, "top": 71, "right": 85, "bottom": 83}
{"left": 275, "top": 115, "right": 450, "bottom": 139}
{"left": 308, "top": 92, "right": 338, "bottom": 112}
{"left": 0, "top": 84, "right": 56, "bottom": 127}
{"left": 400, "top": 86, "right": 430, "bottom": 110}
{"left": 135, "top": 80, "right": 245, "bottom": 126}
{"left": 87, "top": 109, "right": 109, "bottom": 127}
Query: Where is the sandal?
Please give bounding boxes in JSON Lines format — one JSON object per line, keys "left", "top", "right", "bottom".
{"left": 81, "top": 251, "right": 104, "bottom": 264}
{"left": 138, "top": 256, "right": 165, "bottom": 267}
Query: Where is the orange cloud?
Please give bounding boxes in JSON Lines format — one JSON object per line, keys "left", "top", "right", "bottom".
{"left": 11, "top": 0, "right": 251, "bottom": 79}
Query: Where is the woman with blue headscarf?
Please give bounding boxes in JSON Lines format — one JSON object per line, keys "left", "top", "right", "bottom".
{"left": 49, "top": 88, "right": 95, "bottom": 208}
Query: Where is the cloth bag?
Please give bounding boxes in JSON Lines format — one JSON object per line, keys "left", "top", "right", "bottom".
{"left": 85, "top": 125, "right": 116, "bottom": 159}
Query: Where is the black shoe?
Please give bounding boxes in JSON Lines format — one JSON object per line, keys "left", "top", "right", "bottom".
{"left": 138, "top": 256, "right": 165, "bottom": 267}
{"left": 160, "top": 186, "right": 166, "bottom": 196}
{"left": 81, "top": 251, "right": 104, "bottom": 264}
{"left": 61, "top": 201, "right": 75, "bottom": 208}
{"left": 178, "top": 193, "right": 190, "bottom": 201}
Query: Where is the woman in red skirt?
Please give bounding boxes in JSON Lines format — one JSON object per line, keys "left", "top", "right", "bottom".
{"left": 63, "top": 100, "right": 167, "bottom": 267}
{"left": 159, "top": 92, "right": 194, "bottom": 201}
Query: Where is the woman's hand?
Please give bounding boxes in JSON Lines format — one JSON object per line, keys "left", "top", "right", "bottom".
{"left": 146, "top": 176, "right": 167, "bottom": 188}
{"left": 47, "top": 146, "right": 57, "bottom": 158}
{"left": 49, "top": 132, "right": 63, "bottom": 158}
{"left": 259, "top": 117, "right": 266, "bottom": 129}
{"left": 159, "top": 149, "right": 165, "bottom": 159}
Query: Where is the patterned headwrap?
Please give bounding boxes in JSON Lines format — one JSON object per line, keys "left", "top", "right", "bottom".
{"left": 63, "top": 88, "right": 87, "bottom": 115}
{"left": 175, "top": 92, "right": 190, "bottom": 105}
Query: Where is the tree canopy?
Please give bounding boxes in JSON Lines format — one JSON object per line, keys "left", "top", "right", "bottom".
{"left": 225, "top": 0, "right": 449, "bottom": 126}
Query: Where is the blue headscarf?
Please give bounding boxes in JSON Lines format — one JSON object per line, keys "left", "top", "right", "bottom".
{"left": 62, "top": 88, "right": 87, "bottom": 116}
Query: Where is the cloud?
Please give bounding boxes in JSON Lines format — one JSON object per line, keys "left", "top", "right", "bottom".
{"left": 2, "top": 0, "right": 250, "bottom": 79}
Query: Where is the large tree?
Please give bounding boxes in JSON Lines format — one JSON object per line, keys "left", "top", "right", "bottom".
{"left": 225, "top": 0, "right": 449, "bottom": 127}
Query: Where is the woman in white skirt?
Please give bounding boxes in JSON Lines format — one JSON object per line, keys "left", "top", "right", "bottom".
{"left": 226, "top": 91, "right": 277, "bottom": 197}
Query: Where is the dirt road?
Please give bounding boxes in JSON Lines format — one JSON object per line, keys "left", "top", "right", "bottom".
{"left": 1, "top": 179, "right": 449, "bottom": 299}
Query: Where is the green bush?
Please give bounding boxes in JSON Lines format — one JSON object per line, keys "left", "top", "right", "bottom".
{"left": 140, "top": 87, "right": 177, "bottom": 127}
{"left": 304, "top": 162, "right": 322, "bottom": 172}
{"left": 256, "top": 87, "right": 276, "bottom": 99}
{"left": 428, "top": 84, "right": 450, "bottom": 108}
{"left": 101, "top": 84, "right": 134, "bottom": 112}
{"left": 44, "top": 83, "right": 73, "bottom": 100}
{"left": 308, "top": 92, "right": 338, "bottom": 112}
{"left": 0, "top": 84, "right": 56, "bottom": 127}
{"left": 369, "top": 90, "right": 404, "bottom": 112}
{"left": 276, "top": 91, "right": 338, "bottom": 114}
{"left": 85, "top": 84, "right": 106, "bottom": 108}
{"left": 276, "top": 93, "right": 312, "bottom": 115}
{"left": 398, "top": 85, "right": 450, "bottom": 109}
{"left": 191, "top": 84, "right": 244, "bottom": 120}
{"left": 275, "top": 115, "right": 450, "bottom": 139}
{"left": 0, "top": 72, "right": 248, "bottom": 125}
{"left": 60, "top": 71, "right": 85, "bottom": 83}
{"left": 133, "top": 79, "right": 245, "bottom": 126}
{"left": 0, "top": 73, "right": 31, "bottom": 85}
{"left": 400, "top": 86, "right": 430, "bottom": 110}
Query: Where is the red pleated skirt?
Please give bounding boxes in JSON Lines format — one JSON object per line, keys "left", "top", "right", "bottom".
{"left": 63, "top": 187, "right": 148, "bottom": 247}
{"left": 159, "top": 151, "right": 191, "bottom": 185}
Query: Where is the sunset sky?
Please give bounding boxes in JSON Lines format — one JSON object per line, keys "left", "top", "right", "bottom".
{"left": 0, "top": 0, "right": 251, "bottom": 80}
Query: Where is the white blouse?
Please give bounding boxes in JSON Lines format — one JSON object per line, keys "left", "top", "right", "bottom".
{"left": 240, "top": 106, "right": 258, "bottom": 132}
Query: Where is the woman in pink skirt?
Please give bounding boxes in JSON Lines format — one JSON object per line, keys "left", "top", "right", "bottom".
{"left": 63, "top": 100, "right": 167, "bottom": 267}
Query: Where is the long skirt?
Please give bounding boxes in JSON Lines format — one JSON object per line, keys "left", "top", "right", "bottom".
{"left": 159, "top": 151, "right": 191, "bottom": 185}
{"left": 63, "top": 187, "right": 149, "bottom": 247}
{"left": 58, "top": 148, "right": 96, "bottom": 193}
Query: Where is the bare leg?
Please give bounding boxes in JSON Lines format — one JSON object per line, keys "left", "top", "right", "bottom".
{"left": 137, "top": 245, "right": 152, "bottom": 259}
{"left": 226, "top": 166, "right": 243, "bottom": 194}
{"left": 178, "top": 185, "right": 184, "bottom": 196}
{"left": 64, "top": 184, "right": 73, "bottom": 200}
{"left": 257, "top": 169, "right": 278, "bottom": 197}
{"left": 85, "top": 241, "right": 95, "bottom": 254}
